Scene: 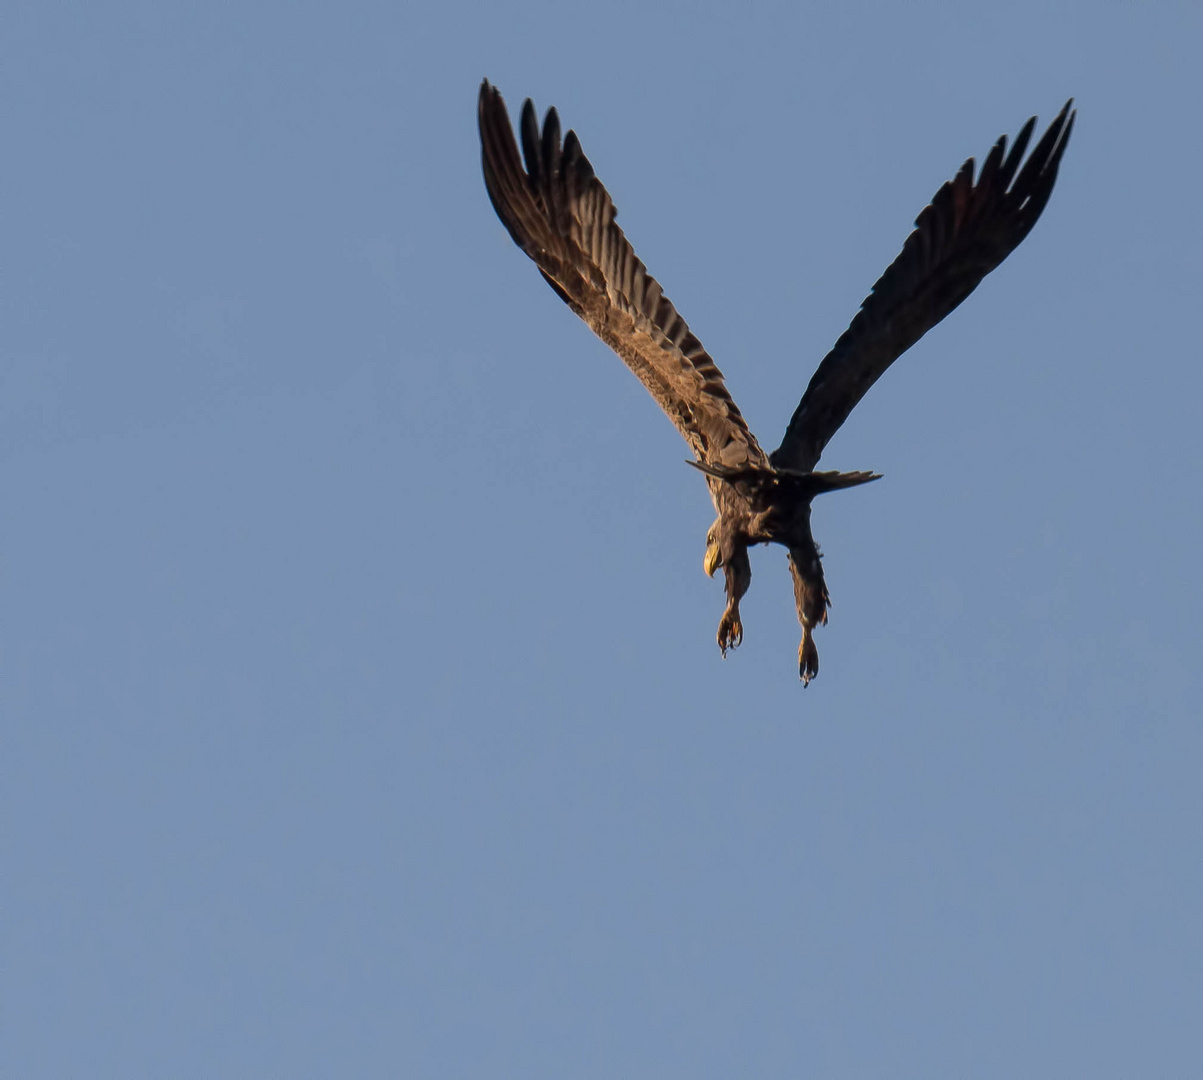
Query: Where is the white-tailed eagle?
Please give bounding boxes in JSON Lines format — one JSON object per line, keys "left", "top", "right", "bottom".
{"left": 479, "top": 80, "right": 1074, "bottom": 684}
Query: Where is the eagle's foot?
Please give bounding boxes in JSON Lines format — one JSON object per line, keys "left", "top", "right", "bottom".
{"left": 798, "top": 627, "right": 820, "bottom": 687}
{"left": 717, "top": 606, "right": 744, "bottom": 656}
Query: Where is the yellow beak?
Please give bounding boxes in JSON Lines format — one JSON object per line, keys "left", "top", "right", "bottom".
{"left": 704, "top": 542, "right": 722, "bottom": 578}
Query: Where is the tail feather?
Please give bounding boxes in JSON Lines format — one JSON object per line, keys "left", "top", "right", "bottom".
{"left": 792, "top": 469, "right": 882, "bottom": 497}
{"left": 688, "top": 459, "right": 880, "bottom": 495}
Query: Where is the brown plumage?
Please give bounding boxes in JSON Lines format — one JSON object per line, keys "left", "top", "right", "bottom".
{"left": 478, "top": 80, "right": 1074, "bottom": 684}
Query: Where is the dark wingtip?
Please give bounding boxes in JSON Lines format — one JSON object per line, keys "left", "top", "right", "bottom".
{"left": 1045, "top": 99, "right": 1076, "bottom": 148}
{"left": 519, "top": 97, "right": 541, "bottom": 182}
{"left": 1057, "top": 101, "right": 1077, "bottom": 151}
{"left": 1062, "top": 108, "right": 1076, "bottom": 142}
{"left": 478, "top": 80, "right": 507, "bottom": 133}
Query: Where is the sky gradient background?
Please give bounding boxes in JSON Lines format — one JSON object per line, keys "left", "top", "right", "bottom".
{"left": 6, "top": 1, "right": 1202, "bottom": 1075}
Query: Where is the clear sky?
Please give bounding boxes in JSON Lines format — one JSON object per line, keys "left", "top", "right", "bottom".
{"left": 6, "top": 1, "right": 1201, "bottom": 1075}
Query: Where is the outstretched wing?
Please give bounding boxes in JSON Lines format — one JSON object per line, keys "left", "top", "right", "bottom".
{"left": 479, "top": 80, "right": 767, "bottom": 470}
{"left": 772, "top": 101, "right": 1076, "bottom": 473}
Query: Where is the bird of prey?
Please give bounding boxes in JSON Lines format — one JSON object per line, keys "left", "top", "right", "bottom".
{"left": 478, "top": 80, "right": 1074, "bottom": 684}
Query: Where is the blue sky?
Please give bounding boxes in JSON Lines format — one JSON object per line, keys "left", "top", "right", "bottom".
{"left": 6, "top": 1, "right": 1201, "bottom": 1075}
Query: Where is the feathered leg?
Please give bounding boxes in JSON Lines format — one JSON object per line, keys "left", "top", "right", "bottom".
{"left": 788, "top": 542, "right": 829, "bottom": 687}
{"left": 716, "top": 543, "right": 751, "bottom": 655}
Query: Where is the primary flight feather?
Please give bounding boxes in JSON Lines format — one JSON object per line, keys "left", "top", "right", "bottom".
{"left": 479, "top": 80, "right": 1074, "bottom": 684}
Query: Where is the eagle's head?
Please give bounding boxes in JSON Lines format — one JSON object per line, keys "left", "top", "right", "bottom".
{"left": 703, "top": 523, "right": 723, "bottom": 577}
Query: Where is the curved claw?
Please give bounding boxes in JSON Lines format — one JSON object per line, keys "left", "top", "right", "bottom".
{"left": 798, "top": 628, "right": 819, "bottom": 687}
{"left": 716, "top": 609, "right": 744, "bottom": 656}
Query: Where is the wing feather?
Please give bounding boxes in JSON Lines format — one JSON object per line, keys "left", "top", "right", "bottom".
{"left": 479, "top": 80, "right": 766, "bottom": 469}
{"left": 772, "top": 101, "right": 1075, "bottom": 473}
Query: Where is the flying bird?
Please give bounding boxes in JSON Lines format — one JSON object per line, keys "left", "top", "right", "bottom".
{"left": 478, "top": 80, "right": 1074, "bottom": 684}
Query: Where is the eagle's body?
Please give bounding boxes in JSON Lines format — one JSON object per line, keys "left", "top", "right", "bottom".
{"left": 478, "top": 81, "right": 1074, "bottom": 683}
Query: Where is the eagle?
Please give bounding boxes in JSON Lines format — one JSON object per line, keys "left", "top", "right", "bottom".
{"left": 478, "top": 80, "right": 1074, "bottom": 685}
